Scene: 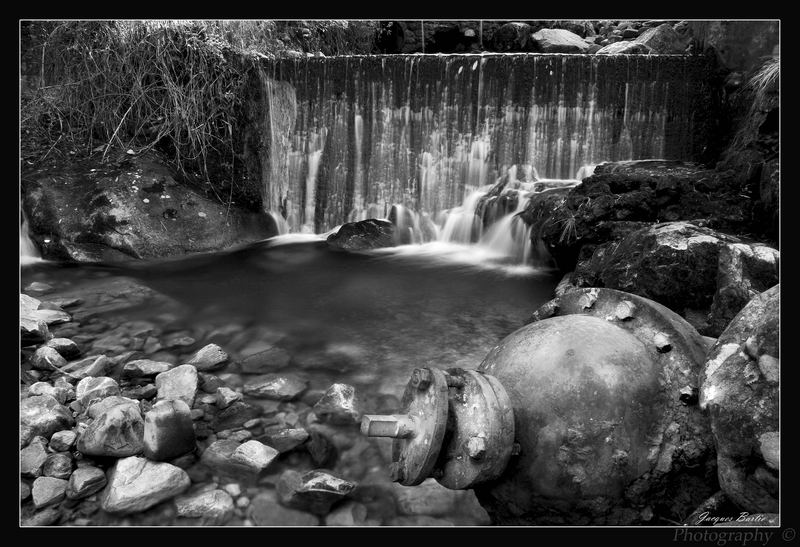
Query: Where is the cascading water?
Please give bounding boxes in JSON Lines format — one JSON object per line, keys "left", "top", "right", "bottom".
{"left": 20, "top": 207, "right": 41, "bottom": 265}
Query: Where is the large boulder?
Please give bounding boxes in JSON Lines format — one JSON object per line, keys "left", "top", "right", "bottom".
{"left": 21, "top": 151, "right": 275, "bottom": 262}
{"left": 635, "top": 23, "right": 690, "bottom": 54}
{"left": 708, "top": 244, "right": 779, "bottom": 336}
{"left": 700, "top": 285, "right": 779, "bottom": 513}
{"left": 573, "top": 222, "right": 740, "bottom": 313}
{"left": 530, "top": 28, "right": 591, "bottom": 53}
{"left": 100, "top": 456, "right": 190, "bottom": 514}
{"left": 326, "top": 219, "right": 395, "bottom": 251}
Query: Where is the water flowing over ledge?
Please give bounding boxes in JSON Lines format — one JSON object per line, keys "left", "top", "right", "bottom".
{"left": 247, "top": 53, "right": 718, "bottom": 236}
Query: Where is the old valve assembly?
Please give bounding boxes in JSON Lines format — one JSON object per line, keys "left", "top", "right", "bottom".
{"left": 361, "top": 287, "right": 717, "bottom": 525}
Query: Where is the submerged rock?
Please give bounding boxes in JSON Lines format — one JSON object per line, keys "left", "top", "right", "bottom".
{"left": 58, "top": 355, "right": 109, "bottom": 380}
{"left": 242, "top": 374, "right": 308, "bottom": 401}
{"left": 185, "top": 344, "right": 229, "bottom": 371}
{"left": 701, "top": 285, "right": 779, "bottom": 513}
{"left": 100, "top": 456, "right": 190, "bottom": 514}
{"left": 143, "top": 399, "right": 196, "bottom": 461}
{"left": 327, "top": 219, "right": 395, "bottom": 251}
{"left": 277, "top": 469, "right": 356, "bottom": 515}
{"left": 175, "top": 488, "right": 235, "bottom": 524}
{"left": 312, "top": 383, "right": 361, "bottom": 425}
{"left": 260, "top": 427, "right": 309, "bottom": 453}
{"left": 240, "top": 347, "right": 291, "bottom": 374}
{"left": 248, "top": 492, "right": 320, "bottom": 526}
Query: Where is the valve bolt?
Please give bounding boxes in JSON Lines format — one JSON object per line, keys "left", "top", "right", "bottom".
{"left": 467, "top": 436, "right": 486, "bottom": 460}
{"left": 410, "top": 368, "right": 432, "bottom": 390}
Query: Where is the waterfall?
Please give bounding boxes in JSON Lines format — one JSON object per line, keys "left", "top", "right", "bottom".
{"left": 253, "top": 53, "right": 716, "bottom": 235}
{"left": 20, "top": 207, "right": 41, "bottom": 265}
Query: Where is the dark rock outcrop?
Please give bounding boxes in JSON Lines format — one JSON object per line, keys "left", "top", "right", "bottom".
{"left": 326, "top": 219, "right": 395, "bottom": 251}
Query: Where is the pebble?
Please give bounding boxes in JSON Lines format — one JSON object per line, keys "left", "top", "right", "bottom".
{"left": 277, "top": 469, "right": 356, "bottom": 515}
{"left": 155, "top": 364, "right": 199, "bottom": 406}
{"left": 175, "top": 489, "right": 235, "bottom": 524}
{"left": 215, "top": 387, "right": 241, "bottom": 409}
{"left": 185, "top": 344, "right": 229, "bottom": 371}
{"left": 20, "top": 395, "right": 74, "bottom": 447}
{"left": 75, "top": 376, "right": 120, "bottom": 406}
{"left": 100, "top": 456, "right": 190, "bottom": 514}
{"left": 122, "top": 384, "right": 159, "bottom": 400}
{"left": 242, "top": 374, "right": 308, "bottom": 401}
{"left": 29, "top": 382, "right": 71, "bottom": 405}
{"left": 222, "top": 483, "right": 242, "bottom": 497}
{"left": 32, "top": 476, "right": 68, "bottom": 508}
{"left": 312, "top": 383, "right": 361, "bottom": 425}
{"left": 31, "top": 346, "right": 68, "bottom": 371}
{"left": 20, "top": 437, "right": 49, "bottom": 477}
{"left": 21, "top": 481, "right": 31, "bottom": 500}
{"left": 230, "top": 440, "right": 279, "bottom": 473}
{"left": 66, "top": 466, "right": 107, "bottom": 500}
{"left": 210, "top": 401, "right": 263, "bottom": 432}
{"left": 122, "top": 359, "right": 173, "bottom": 378}
{"left": 259, "top": 427, "right": 309, "bottom": 453}
{"left": 143, "top": 399, "right": 196, "bottom": 461}
{"left": 77, "top": 403, "right": 144, "bottom": 457}
{"left": 42, "top": 452, "right": 74, "bottom": 479}
{"left": 59, "top": 355, "right": 109, "bottom": 380}
{"left": 49, "top": 430, "right": 77, "bottom": 451}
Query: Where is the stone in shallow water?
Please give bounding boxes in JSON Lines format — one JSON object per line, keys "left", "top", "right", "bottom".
{"left": 199, "top": 440, "right": 255, "bottom": 478}
{"left": 210, "top": 401, "right": 263, "bottom": 432}
{"left": 155, "top": 364, "right": 199, "bottom": 406}
{"left": 242, "top": 374, "right": 307, "bottom": 401}
{"left": 230, "top": 440, "right": 278, "bottom": 473}
{"left": 175, "top": 488, "right": 235, "bottom": 524}
{"left": 49, "top": 430, "right": 77, "bottom": 452}
{"left": 248, "top": 492, "right": 320, "bottom": 526}
{"left": 20, "top": 395, "right": 74, "bottom": 447}
{"left": 31, "top": 346, "right": 67, "bottom": 371}
{"left": 277, "top": 469, "right": 356, "bottom": 515}
{"left": 312, "top": 383, "right": 361, "bottom": 425}
{"left": 77, "top": 403, "right": 144, "bottom": 457}
{"left": 67, "top": 466, "right": 107, "bottom": 500}
{"left": 100, "top": 456, "right": 190, "bottom": 515}
{"left": 324, "top": 501, "right": 368, "bottom": 526}
{"left": 20, "top": 437, "right": 49, "bottom": 478}
{"left": 42, "top": 452, "right": 73, "bottom": 480}
{"left": 260, "top": 427, "right": 309, "bottom": 453}
{"left": 122, "top": 359, "right": 173, "bottom": 379}
{"left": 28, "top": 382, "right": 71, "bottom": 405}
{"left": 59, "top": 355, "right": 109, "bottom": 380}
{"left": 75, "top": 376, "right": 120, "bottom": 406}
{"left": 215, "top": 386, "right": 241, "bottom": 409}
{"left": 45, "top": 338, "right": 81, "bottom": 359}
{"left": 240, "top": 347, "right": 291, "bottom": 374}
{"left": 32, "top": 476, "right": 68, "bottom": 509}
{"left": 143, "top": 399, "right": 196, "bottom": 461}
{"left": 185, "top": 344, "right": 229, "bottom": 371}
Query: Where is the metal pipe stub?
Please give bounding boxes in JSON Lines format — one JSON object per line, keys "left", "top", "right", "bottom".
{"left": 361, "top": 366, "right": 515, "bottom": 489}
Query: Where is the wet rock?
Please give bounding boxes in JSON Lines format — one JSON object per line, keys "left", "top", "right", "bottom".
{"left": 185, "top": 344, "right": 229, "bottom": 371}
{"left": 49, "top": 430, "right": 77, "bottom": 452}
{"left": 42, "top": 452, "right": 73, "bottom": 480}
{"left": 75, "top": 376, "right": 120, "bottom": 406}
{"left": 327, "top": 219, "right": 395, "bottom": 251}
{"left": 21, "top": 481, "right": 31, "bottom": 501}
{"left": 312, "top": 383, "right": 361, "bottom": 425}
{"left": 277, "top": 469, "right": 356, "bottom": 515}
{"left": 635, "top": 22, "right": 688, "bottom": 53}
{"left": 199, "top": 372, "right": 226, "bottom": 393}
{"left": 86, "top": 395, "right": 139, "bottom": 418}
{"left": 243, "top": 374, "right": 307, "bottom": 401}
{"left": 66, "top": 466, "right": 107, "bottom": 500}
{"left": 260, "top": 427, "right": 309, "bottom": 453}
{"left": 21, "top": 293, "right": 71, "bottom": 327}
{"left": 596, "top": 40, "right": 652, "bottom": 54}
{"left": 211, "top": 401, "right": 264, "bottom": 432}
{"left": 122, "top": 359, "right": 173, "bottom": 379}
{"left": 20, "top": 437, "right": 49, "bottom": 477}
{"left": 155, "top": 364, "right": 199, "bottom": 406}
{"left": 25, "top": 281, "right": 53, "bottom": 293}
{"left": 21, "top": 507, "right": 61, "bottom": 526}
{"left": 20, "top": 395, "right": 74, "bottom": 447}
{"left": 306, "top": 427, "right": 339, "bottom": 467}
{"left": 32, "top": 476, "right": 68, "bottom": 508}
{"left": 709, "top": 243, "right": 779, "bottom": 336}
{"left": 701, "top": 285, "right": 779, "bottom": 513}
{"left": 59, "top": 355, "right": 109, "bottom": 380}
{"left": 240, "top": 347, "right": 291, "bottom": 374}
{"left": 575, "top": 222, "right": 740, "bottom": 313}
{"left": 21, "top": 316, "right": 50, "bottom": 345}
{"left": 77, "top": 403, "right": 144, "bottom": 457}
{"left": 175, "top": 488, "right": 235, "bottom": 524}
{"left": 101, "top": 456, "right": 190, "bottom": 514}
{"left": 31, "top": 346, "right": 68, "bottom": 371}
{"left": 122, "top": 384, "right": 159, "bottom": 400}
{"left": 199, "top": 439, "right": 256, "bottom": 478}
{"left": 29, "top": 381, "right": 71, "bottom": 404}
{"left": 324, "top": 501, "right": 368, "bottom": 526}
{"left": 143, "top": 399, "right": 196, "bottom": 461}
{"left": 215, "top": 387, "right": 242, "bottom": 409}
{"left": 44, "top": 338, "right": 81, "bottom": 359}
{"left": 530, "top": 28, "right": 591, "bottom": 53}
{"left": 248, "top": 492, "right": 320, "bottom": 526}
{"left": 231, "top": 440, "right": 279, "bottom": 473}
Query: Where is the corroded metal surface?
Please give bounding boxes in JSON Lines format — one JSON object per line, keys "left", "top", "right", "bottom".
{"left": 434, "top": 369, "right": 515, "bottom": 490}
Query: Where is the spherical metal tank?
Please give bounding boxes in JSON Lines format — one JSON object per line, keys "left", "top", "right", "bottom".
{"left": 475, "top": 314, "right": 662, "bottom": 524}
